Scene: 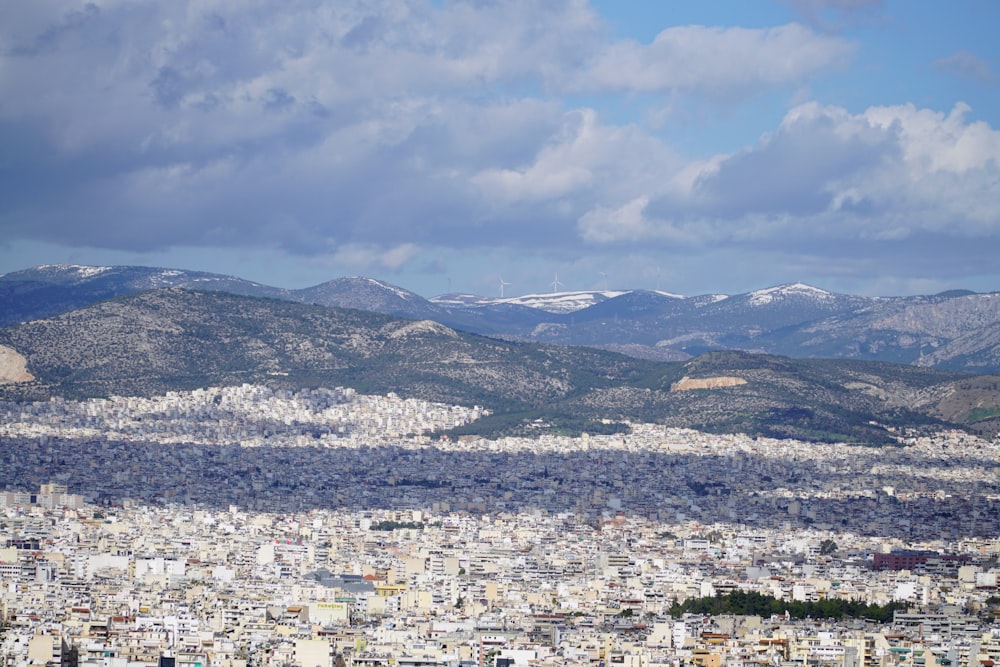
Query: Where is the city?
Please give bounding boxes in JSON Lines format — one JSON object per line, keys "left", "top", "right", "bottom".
{"left": 2, "top": 385, "right": 999, "bottom": 667}
{"left": 3, "top": 1, "right": 999, "bottom": 667}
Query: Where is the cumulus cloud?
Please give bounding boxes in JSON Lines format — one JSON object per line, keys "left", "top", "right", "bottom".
{"left": 331, "top": 243, "right": 422, "bottom": 272}
{"left": 0, "top": 1, "right": 998, "bottom": 293}
{"left": 472, "top": 109, "right": 679, "bottom": 204}
{"left": 583, "top": 101, "right": 1000, "bottom": 247}
{"left": 0, "top": 0, "right": 605, "bottom": 255}
{"left": 576, "top": 23, "right": 854, "bottom": 98}
{"left": 578, "top": 197, "right": 654, "bottom": 244}
{"left": 0, "top": 2, "right": 847, "bottom": 256}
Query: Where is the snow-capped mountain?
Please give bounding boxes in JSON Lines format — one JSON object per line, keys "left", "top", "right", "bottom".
{"left": 22, "top": 264, "right": 118, "bottom": 283}
{"left": 294, "top": 276, "right": 440, "bottom": 320}
{"left": 432, "top": 288, "right": 687, "bottom": 313}
{"left": 3, "top": 264, "right": 998, "bottom": 372}
{"left": 1, "top": 263, "right": 288, "bottom": 295}
{"left": 746, "top": 282, "right": 834, "bottom": 306}
{"left": 432, "top": 289, "right": 627, "bottom": 314}
{"left": 0, "top": 264, "right": 291, "bottom": 326}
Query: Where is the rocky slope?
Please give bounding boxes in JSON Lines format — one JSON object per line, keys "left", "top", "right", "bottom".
{"left": 1, "top": 288, "right": 995, "bottom": 443}
{"left": 5, "top": 264, "right": 998, "bottom": 373}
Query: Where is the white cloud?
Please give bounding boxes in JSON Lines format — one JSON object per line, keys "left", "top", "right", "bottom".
{"left": 1, "top": 0, "right": 998, "bottom": 297}
{"left": 864, "top": 103, "right": 1000, "bottom": 176}
{"left": 472, "top": 109, "right": 681, "bottom": 204}
{"left": 472, "top": 110, "right": 604, "bottom": 202}
{"left": 577, "top": 197, "right": 653, "bottom": 244}
{"left": 576, "top": 23, "right": 854, "bottom": 98}
{"left": 331, "top": 243, "right": 422, "bottom": 272}
{"left": 592, "top": 101, "right": 1000, "bottom": 247}
{"left": 0, "top": 0, "right": 608, "bottom": 250}
{"left": 0, "top": 1, "right": 600, "bottom": 151}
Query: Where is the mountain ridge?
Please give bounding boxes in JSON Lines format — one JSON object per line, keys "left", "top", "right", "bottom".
{"left": 3, "top": 264, "right": 998, "bottom": 373}
{"left": 2, "top": 287, "right": 999, "bottom": 444}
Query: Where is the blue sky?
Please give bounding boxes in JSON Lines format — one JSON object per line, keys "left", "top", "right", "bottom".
{"left": 1, "top": 0, "right": 998, "bottom": 298}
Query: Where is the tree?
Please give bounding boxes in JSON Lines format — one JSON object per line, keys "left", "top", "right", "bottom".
{"left": 819, "top": 539, "right": 838, "bottom": 556}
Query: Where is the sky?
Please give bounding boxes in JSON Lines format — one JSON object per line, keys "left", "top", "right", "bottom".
{"left": 1, "top": 0, "right": 998, "bottom": 299}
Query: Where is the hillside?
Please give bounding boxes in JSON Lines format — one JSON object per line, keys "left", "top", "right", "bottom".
{"left": 0, "top": 288, "right": 654, "bottom": 414}
{"left": 4, "top": 264, "right": 998, "bottom": 374}
{"left": 1, "top": 288, "right": 994, "bottom": 444}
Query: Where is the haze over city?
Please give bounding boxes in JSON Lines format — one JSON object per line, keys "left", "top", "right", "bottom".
{"left": 1, "top": 0, "right": 998, "bottom": 297}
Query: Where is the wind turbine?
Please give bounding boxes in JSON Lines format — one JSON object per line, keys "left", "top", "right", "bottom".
{"left": 599, "top": 271, "right": 609, "bottom": 291}
{"left": 551, "top": 272, "right": 564, "bottom": 293}
{"left": 498, "top": 275, "right": 511, "bottom": 298}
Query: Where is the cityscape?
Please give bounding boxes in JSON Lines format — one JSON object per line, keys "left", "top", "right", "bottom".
{"left": 2, "top": 1, "right": 999, "bottom": 667}
{"left": 3, "top": 385, "right": 1000, "bottom": 667}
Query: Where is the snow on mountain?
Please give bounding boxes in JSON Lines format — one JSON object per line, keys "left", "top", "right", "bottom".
{"left": 747, "top": 283, "right": 833, "bottom": 306}
{"left": 357, "top": 276, "right": 422, "bottom": 301}
{"left": 5, "top": 264, "right": 261, "bottom": 290}
{"left": 433, "top": 290, "right": 629, "bottom": 313}
{"left": 50, "top": 264, "right": 115, "bottom": 279}
{"left": 429, "top": 293, "right": 490, "bottom": 307}
{"left": 437, "top": 282, "right": 841, "bottom": 314}
{"left": 432, "top": 289, "right": 690, "bottom": 313}
{"left": 16, "top": 264, "right": 117, "bottom": 282}
{"left": 651, "top": 289, "right": 686, "bottom": 300}
{"left": 292, "top": 276, "right": 440, "bottom": 320}
{"left": 503, "top": 290, "right": 629, "bottom": 313}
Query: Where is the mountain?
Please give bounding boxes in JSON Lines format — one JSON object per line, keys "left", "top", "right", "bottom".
{"left": 2, "top": 288, "right": 998, "bottom": 443}
{"left": 470, "top": 282, "right": 1000, "bottom": 373}
{"left": 751, "top": 290, "right": 1000, "bottom": 370}
{"left": 0, "top": 288, "right": 654, "bottom": 414}
{"left": 432, "top": 289, "right": 627, "bottom": 313}
{"left": 3, "top": 264, "right": 999, "bottom": 374}
{"left": 295, "top": 276, "right": 443, "bottom": 320}
{"left": 0, "top": 264, "right": 291, "bottom": 327}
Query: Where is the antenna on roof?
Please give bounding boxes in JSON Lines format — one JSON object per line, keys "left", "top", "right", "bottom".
{"left": 551, "top": 272, "right": 563, "bottom": 293}
{"left": 498, "top": 275, "right": 511, "bottom": 298}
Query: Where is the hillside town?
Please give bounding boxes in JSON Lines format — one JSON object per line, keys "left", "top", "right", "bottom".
{"left": 2, "top": 385, "right": 1000, "bottom": 667}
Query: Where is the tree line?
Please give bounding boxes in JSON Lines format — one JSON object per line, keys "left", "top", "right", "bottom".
{"left": 668, "top": 590, "right": 907, "bottom": 622}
